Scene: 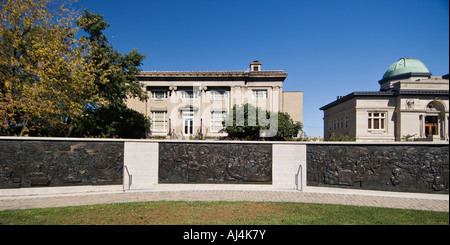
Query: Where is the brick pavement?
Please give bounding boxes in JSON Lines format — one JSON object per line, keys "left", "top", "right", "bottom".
{"left": 0, "top": 189, "right": 448, "bottom": 212}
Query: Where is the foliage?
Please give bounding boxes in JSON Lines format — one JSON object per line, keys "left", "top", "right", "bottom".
{"left": 0, "top": 0, "right": 99, "bottom": 136}
{"left": 221, "top": 103, "right": 302, "bottom": 141}
{"left": 72, "top": 104, "right": 150, "bottom": 138}
{"left": 328, "top": 132, "right": 356, "bottom": 141}
{"left": 75, "top": 10, "right": 147, "bottom": 106}
{"left": 276, "top": 110, "right": 303, "bottom": 139}
{"left": 220, "top": 104, "right": 262, "bottom": 140}
{"left": 0, "top": 2, "right": 149, "bottom": 138}
{"left": 72, "top": 10, "right": 150, "bottom": 138}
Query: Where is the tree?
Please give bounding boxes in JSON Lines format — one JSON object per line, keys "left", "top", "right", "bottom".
{"left": 0, "top": 0, "right": 99, "bottom": 136}
{"left": 75, "top": 104, "right": 150, "bottom": 138}
{"left": 71, "top": 10, "right": 150, "bottom": 138}
{"left": 221, "top": 103, "right": 302, "bottom": 141}
{"left": 221, "top": 104, "right": 262, "bottom": 140}
{"left": 276, "top": 111, "right": 303, "bottom": 139}
{"left": 75, "top": 10, "right": 147, "bottom": 106}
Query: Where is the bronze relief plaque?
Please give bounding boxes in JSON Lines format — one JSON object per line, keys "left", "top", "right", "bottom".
{"left": 159, "top": 143, "right": 272, "bottom": 184}
{"left": 307, "top": 144, "right": 449, "bottom": 194}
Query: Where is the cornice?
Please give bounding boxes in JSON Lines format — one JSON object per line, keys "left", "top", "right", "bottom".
{"left": 137, "top": 71, "right": 288, "bottom": 82}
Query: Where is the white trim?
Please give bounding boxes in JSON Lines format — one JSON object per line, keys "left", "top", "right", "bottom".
{"left": 182, "top": 111, "right": 195, "bottom": 136}
{"left": 181, "top": 90, "right": 198, "bottom": 99}
{"left": 151, "top": 111, "right": 167, "bottom": 132}
{"left": 368, "top": 111, "right": 387, "bottom": 131}
{"left": 151, "top": 90, "right": 168, "bottom": 100}
{"left": 210, "top": 111, "right": 226, "bottom": 133}
{"left": 252, "top": 89, "right": 268, "bottom": 100}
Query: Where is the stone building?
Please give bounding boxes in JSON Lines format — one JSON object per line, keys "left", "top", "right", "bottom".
{"left": 320, "top": 57, "right": 449, "bottom": 142}
{"left": 126, "top": 61, "right": 303, "bottom": 139}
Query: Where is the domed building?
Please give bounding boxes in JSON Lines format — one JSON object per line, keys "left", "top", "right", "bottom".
{"left": 321, "top": 58, "right": 449, "bottom": 142}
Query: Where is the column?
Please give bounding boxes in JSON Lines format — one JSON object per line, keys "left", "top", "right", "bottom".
{"left": 169, "top": 85, "right": 178, "bottom": 136}
{"left": 419, "top": 114, "right": 424, "bottom": 138}
{"left": 445, "top": 113, "right": 449, "bottom": 141}
{"left": 269, "top": 86, "right": 274, "bottom": 112}
{"left": 272, "top": 86, "right": 281, "bottom": 113}
{"left": 200, "top": 86, "right": 207, "bottom": 135}
{"left": 227, "top": 85, "right": 243, "bottom": 127}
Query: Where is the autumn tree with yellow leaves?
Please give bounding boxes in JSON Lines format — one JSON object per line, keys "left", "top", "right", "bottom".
{"left": 0, "top": 0, "right": 149, "bottom": 137}
{"left": 0, "top": 0, "right": 103, "bottom": 136}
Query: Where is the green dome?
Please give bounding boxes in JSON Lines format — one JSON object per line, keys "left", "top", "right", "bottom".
{"left": 382, "top": 57, "right": 431, "bottom": 80}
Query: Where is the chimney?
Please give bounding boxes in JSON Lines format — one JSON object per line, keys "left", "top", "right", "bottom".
{"left": 250, "top": 61, "right": 262, "bottom": 71}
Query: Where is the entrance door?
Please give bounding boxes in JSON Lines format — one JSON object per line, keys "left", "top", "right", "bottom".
{"left": 183, "top": 112, "right": 194, "bottom": 136}
{"left": 425, "top": 116, "right": 438, "bottom": 137}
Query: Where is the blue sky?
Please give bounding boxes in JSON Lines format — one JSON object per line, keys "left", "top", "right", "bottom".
{"left": 74, "top": 0, "right": 449, "bottom": 137}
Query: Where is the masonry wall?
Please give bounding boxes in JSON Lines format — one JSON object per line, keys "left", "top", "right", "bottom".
{"left": 0, "top": 138, "right": 447, "bottom": 195}
{"left": 307, "top": 143, "right": 449, "bottom": 194}
{"left": 123, "top": 141, "right": 305, "bottom": 191}
{"left": 282, "top": 91, "right": 303, "bottom": 125}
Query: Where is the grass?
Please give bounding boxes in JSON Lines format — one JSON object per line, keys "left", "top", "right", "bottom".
{"left": 0, "top": 201, "right": 448, "bottom": 225}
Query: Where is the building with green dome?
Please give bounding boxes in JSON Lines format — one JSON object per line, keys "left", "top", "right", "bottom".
{"left": 321, "top": 58, "right": 449, "bottom": 142}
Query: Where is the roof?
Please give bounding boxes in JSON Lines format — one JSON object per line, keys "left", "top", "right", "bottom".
{"left": 380, "top": 58, "right": 431, "bottom": 83}
{"left": 320, "top": 90, "right": 449, "bottom": 111}
{"left": 137, "top": 70, "right": 288, "bottom": 82}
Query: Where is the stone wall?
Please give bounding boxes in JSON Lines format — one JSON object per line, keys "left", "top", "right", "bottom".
{"left": 0, "top": 139, "right": 124, "bottom": 189}
{"left": 1, "top": 138, "right": 447, "bottom": 195}
{"left": 307, "top": 144, "right": 449, "bottom": 193}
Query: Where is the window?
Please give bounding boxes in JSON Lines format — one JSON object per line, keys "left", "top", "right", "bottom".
{"left": 151, "top": 111, "right": 167, "bottom": 132}
{"left": 252, "top": 90, "right": 267, "bottom": 100}
{"left": 329, "top": 120, "right": 333, "bottom": 131}
{"left": 211, "top": 90, "right": 228, "bottom": 101}
{"left": 211, "top": 111, "right": 226, "bottom": 133}
{"left": 425, "top": 116, "right": 438, "bottom": 136}
{"left": 182, "top": 90, "right": 198, "bottom": 99}
{"left": 345, "top": 116, "right": 349, "bottom": 128}
{"left": 368, "top": 112, "right": 386, "bottom": 130}
{"left": 151, "top": 90, "right": 167, "bottom": 100}
{"left": 182, "top": 111, "right": 194, "bottom": 135}
{"left": 340, "top": 118, "right": 344, "bottom": 129}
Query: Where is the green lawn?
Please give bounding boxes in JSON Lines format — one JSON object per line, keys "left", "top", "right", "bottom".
{"left": 0, "top": 201, "right": 448, "bottom": 225}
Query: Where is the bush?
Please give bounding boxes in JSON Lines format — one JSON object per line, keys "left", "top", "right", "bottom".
{"left": 221, "top": 104, "right": 302, "bottom": 141}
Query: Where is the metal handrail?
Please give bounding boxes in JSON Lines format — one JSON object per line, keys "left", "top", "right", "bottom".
{"left": 123, "top": 165, "right": 132, "bottom": 192}
{"left": 295, "top": 164, "right": 303, "bottom": 192}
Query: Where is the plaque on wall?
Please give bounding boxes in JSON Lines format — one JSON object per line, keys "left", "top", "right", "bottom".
{"left": 307, "top": 144, "right": 449, "bottom": 194}
{"left": 159, "top": 143, "right": 273, "bottom": 184}
{"left": 0, "top": 141, "right": 124, "bottom": 189}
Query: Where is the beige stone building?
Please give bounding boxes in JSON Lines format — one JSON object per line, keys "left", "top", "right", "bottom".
{"left": 126, "top": 61, "right": 303, "bottom": 139}
{"left": 321, "top": 57, "right": 449, "bottom": 142}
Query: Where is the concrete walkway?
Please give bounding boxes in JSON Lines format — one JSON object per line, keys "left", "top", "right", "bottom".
{"left": 0, "top": 187, "right": 448, "bottom": 212}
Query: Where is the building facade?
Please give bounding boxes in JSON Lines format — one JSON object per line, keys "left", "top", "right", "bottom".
{"left": 126, "top": 61, "right": 303, "bottom": 139}
{"left": 321, "top": 57, "right": 449, "bottom": 142}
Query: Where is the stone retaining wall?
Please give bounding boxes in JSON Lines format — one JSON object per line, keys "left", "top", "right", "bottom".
{"left": 0, "top": 137, "right": 448, "bottom": 194}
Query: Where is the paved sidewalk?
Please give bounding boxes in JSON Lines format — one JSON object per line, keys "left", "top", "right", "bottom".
{"left": 0, "top": 188, "right": 448, "bottom": 212}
